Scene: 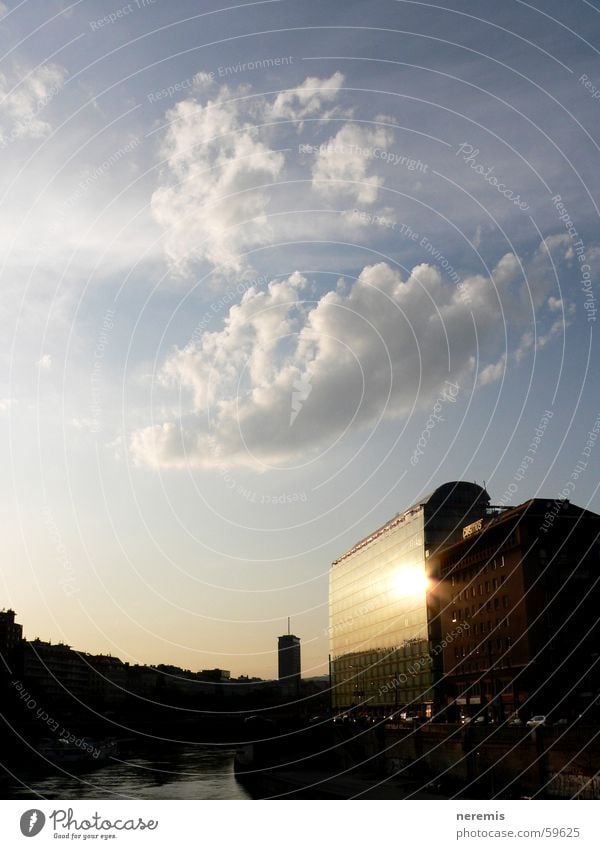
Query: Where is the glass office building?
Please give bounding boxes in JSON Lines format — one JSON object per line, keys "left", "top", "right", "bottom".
{"left": 329, "top": 482, "right": 489, "bottom": 717}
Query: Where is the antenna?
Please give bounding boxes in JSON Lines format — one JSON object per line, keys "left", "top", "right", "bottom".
{"left": 287, "top": 616, "right": 290, "bottom": 635}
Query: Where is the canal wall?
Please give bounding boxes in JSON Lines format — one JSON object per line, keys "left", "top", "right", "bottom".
{"left": 379, "top": 723, "right": 600, "bottom": 798}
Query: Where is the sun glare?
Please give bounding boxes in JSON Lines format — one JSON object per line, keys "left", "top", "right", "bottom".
{"left": 390, "top": 566, "right": 429, "bottom": 598}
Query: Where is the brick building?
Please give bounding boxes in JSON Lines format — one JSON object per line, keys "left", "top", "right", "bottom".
{"left": 432, "top": 499, "right": 600, "bottom": 722}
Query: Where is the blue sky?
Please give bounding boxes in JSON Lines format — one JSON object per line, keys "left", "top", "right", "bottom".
{"left": 0, "top": 0, "right": 599, "bottom": 678}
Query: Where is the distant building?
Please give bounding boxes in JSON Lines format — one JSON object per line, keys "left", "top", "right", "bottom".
{"left": 278, "top": 634, "right": 301, "bottom": 695}
{"left": 0, "top": 609, "right": 23, "bottom": 668}
{"left": 22, "top": 639, "right": 89, "bottom": 700}
{"left": 329, "top": 481, "right": 491, "bottom": 717}
{"left": 198, "top": 668, "right": 231, "bottom": 682}
{"left": 432, "top": 498, "right": 600, "bottom": 722}
{"left": 87, "top": 654, "right": 128, "bottom": 703}
{"left": 125, "top": 664, "right": 160, "bottom": 696}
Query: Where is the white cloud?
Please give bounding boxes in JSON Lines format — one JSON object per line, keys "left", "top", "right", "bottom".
{"left": 311, "top": 122, "right": 394, "bottom": 205}
{"left": 536, "top": 318, "right": 565, "bottom": 350}
{"left": 270, "top": 71, "right": 345, "bottom": 125}
{"left": 37, "top": 354, "right": 52, "bottom": 370}
{"left": 131, "top": 254, "right": 528, "bottom": 470}
{"left": 543, "top": 233, "right": 572, "bottom": 259}
{"left": 491, "top": 252, "right": 521, "bottom": 286}
{"left": 151, "top": 85, "right": 285, "bottom": 275}
{"left": 0, "top": 397, "right": 16, "bottom": 412}
{"left": 150, "top": 73, "right": 352, "bottom": 277}
{"left": 515, "top": 331, "right": 533, "bottom": 364}
{"left": 478, "top": 354, "right": 507, "bottom": 387}
{"left": 0, "top": 63, "right": 66, "bottom": 144}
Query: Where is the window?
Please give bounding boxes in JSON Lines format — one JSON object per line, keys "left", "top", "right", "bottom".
{"left": 503, "top": 596, "right": 509, "bottom": 608}
{"left": 478, "top": 584, "right": 483, "bottom": 595}
{"left": 485, "top": 581, "right": 490, "bottom": 593}
{"left": 493, "top": 577, "right": 498, "bottom": 590}
{"left": 494, "top": 598, "right": 500, "bottom": 610}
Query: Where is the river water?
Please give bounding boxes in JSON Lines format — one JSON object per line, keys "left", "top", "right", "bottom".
{"left": 5, "top": 745, "right": 251, "bottom": 800}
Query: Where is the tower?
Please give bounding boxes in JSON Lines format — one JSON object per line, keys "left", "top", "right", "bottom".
{"left": 278, "top": 620, "right": 301, "bottom": 696}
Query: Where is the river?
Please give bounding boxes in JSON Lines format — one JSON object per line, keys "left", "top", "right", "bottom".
{"left": 4, "top": 745, "right": 251, "bottom": 800}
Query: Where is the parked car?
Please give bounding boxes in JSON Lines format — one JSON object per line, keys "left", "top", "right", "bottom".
{"left": 526, "top": 715, "right": 548, "bottom": 727}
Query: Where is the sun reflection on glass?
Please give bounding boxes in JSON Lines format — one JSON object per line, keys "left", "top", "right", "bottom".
{"left": 390, "top": 566, "right": 429, "bottom": 598}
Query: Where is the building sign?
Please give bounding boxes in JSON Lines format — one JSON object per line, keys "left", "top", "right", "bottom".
{"left": 463, "top": 518, "right": 483, "bottom": 539}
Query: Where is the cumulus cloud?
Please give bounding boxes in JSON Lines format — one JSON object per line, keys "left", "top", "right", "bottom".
{"left": 311, "top": 122, "right": 394, "bottom": 204}
{"left": 151, "top": 85, "right": 285, "bottom": 275}
{"left": 130, "top": 254, "right": 529, "bottom": 470}
{"left": 0, "top": 63, "right": 66, "bottom": 144}
{"left": 151, "top": 72, "right": 349, "bottom": 276}
{"left": 270, "top": 71, "right": 345, "bottom": 124}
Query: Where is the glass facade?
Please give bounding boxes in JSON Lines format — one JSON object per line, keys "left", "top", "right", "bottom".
{"left": 329, "top": 482, "right": 489, "bottom": 716}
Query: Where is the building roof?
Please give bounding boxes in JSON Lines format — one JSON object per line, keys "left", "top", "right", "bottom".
{"left": 332, "top": 481, "right": 489, "bottom": 566}
{"left": 432, "top": 497, "right": 600, "bottom": 563}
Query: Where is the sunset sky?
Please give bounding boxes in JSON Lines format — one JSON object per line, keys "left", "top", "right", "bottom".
{"left": 1, "top": 0, "right": 599, "bottom": 679}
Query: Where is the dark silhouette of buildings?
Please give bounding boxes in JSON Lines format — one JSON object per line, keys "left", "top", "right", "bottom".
{"left": 0, "top": 609, "right": 22, "bottom": 670}
{"left": 22, "top": 639, "right": 89, "bottom": 700}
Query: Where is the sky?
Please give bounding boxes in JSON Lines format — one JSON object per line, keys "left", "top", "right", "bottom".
{"left": 0, "top": 0, "right": 599, "bottom": 679}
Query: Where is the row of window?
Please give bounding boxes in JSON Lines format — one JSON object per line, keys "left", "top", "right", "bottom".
{"left": 455, "top": 656, "right": 512, "bottom": 674}
{"left": 453, "top": 573, "right": 507, "bottom": 600}
{"left": 443, "top": 534, "right": 517, "bottom": 573}
{"left": 469, "top": 617, "right": 511, "bottom": 634}
{"left": 452, "top": 596, "right": 511, "bottom": 621}
{"left": 453, "top": 636, "right": 513, "bottom": 659}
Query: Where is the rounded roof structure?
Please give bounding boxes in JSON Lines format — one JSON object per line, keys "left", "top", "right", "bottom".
{"left": 332, "top": 481, "right": 490, "bottom": 565}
